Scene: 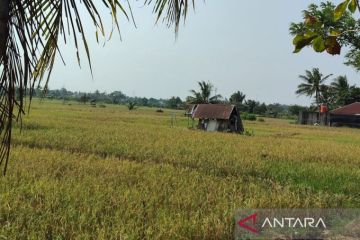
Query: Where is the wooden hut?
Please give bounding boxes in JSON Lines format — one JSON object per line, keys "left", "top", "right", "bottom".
{"left": 191, "top": 104, "right": 244, "bottom": 133}
{"left": 298, "top": 111, "right": 330, "bottom": 126}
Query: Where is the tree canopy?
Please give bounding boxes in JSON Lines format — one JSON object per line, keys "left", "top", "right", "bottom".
{"left": 296, "top": 68, "right": 360, "bottom": 108}
{"left": 296, "top": 68, "right": 333, "bottom": 106}
{"left": 186, "top": 81, "right": 222, "bottom": 104}
{"left": 290, "top": 1, "right": 360, "bottom": 71}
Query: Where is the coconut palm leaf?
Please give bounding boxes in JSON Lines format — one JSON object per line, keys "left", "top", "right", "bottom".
{"left": 0, "top": 0, "right": 195, "bottom": 174}
{"left": 187, "top": 81, "right": 222, "bottom": 104}
{"left": 296, "top": 68, "right": 332, "bottom": 105}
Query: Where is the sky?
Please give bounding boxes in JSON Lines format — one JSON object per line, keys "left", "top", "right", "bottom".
{"left": 50, "top": 0, "right": 360, "bottom": 105}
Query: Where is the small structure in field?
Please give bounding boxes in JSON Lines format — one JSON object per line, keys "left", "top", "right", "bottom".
{"left": 298, "top": 103, "right": 330, "bottom": 126}
{"left": 298, "top": 102, "right": 360, "bottom": 127}
{"left": 298, "top": 111, "right": 330, "bottom": 126}
{"left": 330, "top": 102, "right": 360, "bottom": 127}
{"left": 191, "top": 104, "right": 244, "bottom": 133}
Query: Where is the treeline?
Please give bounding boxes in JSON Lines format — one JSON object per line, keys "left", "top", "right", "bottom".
{"left": 32, "top": 86, "right": 306, "bottom": 119}
{"left": 33, "top": 88, "right": 185, "bottom": 109}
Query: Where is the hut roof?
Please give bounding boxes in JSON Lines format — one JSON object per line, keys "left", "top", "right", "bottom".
{"left": 192, "top": 104, "right": 236, "bottom": 120}
{"left": 330, "top": 102, "right": 360, "bottom": 115}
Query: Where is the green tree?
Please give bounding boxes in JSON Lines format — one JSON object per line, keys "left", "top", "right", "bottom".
{"left": 0, "top": 0, "right": 195, "bottom": 172}
{"left": 187, "top": 81, "right": 222, "bottom": 104}
{"left": 319, "top": 85, "right": 336, "bottom": 107}
{"left": 127, "top": 101, "right": 137, "bottom": 111}
{"left": 254, "top": 103, "right": 268, "bottom": 115}
{"left": 266, "top": 103, "right": 287, "bottom": 118}
{"left": 290, "top": 1, "right": 360, "bottom": 71}
{"left": 109, "top": 91, "right": 127, "bottom": 104}
{"left": 289, "top": 105, "right": 309, "bottom": 116}
{"left": 229, "top": 91, "right": 246, "bottom": 104}
{"left": 331, "top": 75, "right": 351, "bottom": 105}
{"left": 79, "top": 94, "right": 89, "bottom": 104}
{"left": 346, "top": 86, "right": 360, "bottom": 104}
{"left": 167, "top": 97, "right": 183, "bottom": 109}
{"left": 296, "top": 68, "right": 333, "bottom": 106}
{"left": 245, "top": 100, "right": 259, "bottom": 114}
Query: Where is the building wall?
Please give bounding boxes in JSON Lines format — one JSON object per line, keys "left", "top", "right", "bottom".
{"left": 298, "top": 112, "right": 330, "bottom": 126}
{"left": 197, "top": 119, "right": 232, "bottom": 132}
{"left": 298, "top": 111, "right": 360, "bottom": 127}
{"left": 330, "top": 114, "right": 360, "bottom": 127}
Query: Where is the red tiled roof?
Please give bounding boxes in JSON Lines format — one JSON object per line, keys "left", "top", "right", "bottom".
{"left": 330, "top": 102, "right": 360, "bottom": 115}
{"left": 192, "top": 104, "right": 236, "bottom": 120}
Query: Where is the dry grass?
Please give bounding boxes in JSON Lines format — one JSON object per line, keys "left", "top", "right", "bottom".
{"left": 0, "top": 100, "right": 358, "bottom": 239}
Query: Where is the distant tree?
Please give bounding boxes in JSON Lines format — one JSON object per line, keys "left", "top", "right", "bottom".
{"left": 331, "top": 76, "right": 351, "bottom": 105}
{"left": 35, "top": 86, "right": 44, "bottom": 98}
{"left": 109, "top": 91, "right": 127, "bottom": 104}
{"left": 266, "top": 103, "right": 287, "bottom": 118}
{"left": 79, "top": 94, "right": 89, "bottom": 104}
{"left": 187, "top": 81, "right": 222, "bottom": 104}
{"left": 254, "top": 103, "right": 267, "bottom": 114}
{"left": 138, "top": 97, "right": 149, "bottom": 107}
{"left": 167, "top": 96, "right": 183, "bottom": 109}
{"left": 296, "top": 68, "right": 332, "bottom": 106}
{"left": 245, "top": 100, "right": 259, "bottom": 114}
{"left": 148, "top": 98, "right": 161, "bottom": 108}
{"left": 127, "top": 101, "right": 137, "bottom": 111}
{"left": 60, "top": 88, "right": 69, "bottom": 98}
{"left": 319, "top": 85, "right": 336, "bottom": 107}
{"left": 230, "top": 91, "right": 246, "bottom": 104}
{"left": 345, "top": 86, "right": 360, "bottom": 104}
{"left": 288, "top": 105, "right": 309, "bottom": 116}
{"left": 94, "top": 90, "right": 101, "bottom": 100}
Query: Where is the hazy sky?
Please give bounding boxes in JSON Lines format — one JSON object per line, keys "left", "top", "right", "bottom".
{"left": 50, "top": 0, "right": 359, "bottom": 105}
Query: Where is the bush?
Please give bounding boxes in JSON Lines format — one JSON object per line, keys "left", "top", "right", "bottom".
{"left": 241, "top": 113, "right": 257, "bottom": 121}
{"left": 156, "top": 109, "right": 164, "bottom": 113}
{"left": 257, "top": 118, "right": 265, "bottom": 122}
{"left": 247, "top": 114, "right": 257, "bottom": 121}
{"left": 127, "top": 102, "right": 137, "bottom": 111}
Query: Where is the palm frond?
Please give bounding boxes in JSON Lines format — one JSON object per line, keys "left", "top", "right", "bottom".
{"left": 0, "top": 0, "right": 197, "bottom": 174}
{"left": 0, "top": 0, "right": 132, "bottom": 174}
{"left": 145, "top": 0, "right": 195, "bottom": 34}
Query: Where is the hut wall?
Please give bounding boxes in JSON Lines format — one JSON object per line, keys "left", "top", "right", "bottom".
{"left": 298, "top": 112, "right": 330, "bottom": 126}
{"left": 206, "top": 120, "right": 218, "bottom": 132}
{"left": 217, "top": 120, "right": 229, "bottom": 131}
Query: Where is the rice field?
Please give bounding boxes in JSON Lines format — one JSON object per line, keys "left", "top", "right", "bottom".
{"left": 0, "top": 100, "right": 359, "bottom": 239}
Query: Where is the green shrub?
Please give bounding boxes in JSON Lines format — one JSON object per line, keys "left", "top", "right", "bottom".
{"left": 248, "top": 114, "right": 257, "bottom": 121}
{"left": 257, "top": 118, "right": 265, "bottom": 122}
{"left": 242, "top": 113, "right": 257, "bottom": 121}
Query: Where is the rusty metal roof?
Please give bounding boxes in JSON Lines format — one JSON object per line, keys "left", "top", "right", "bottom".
{"left": 192, "top": 104, "right": 236, "bottom": 120}
{"left": 330, "top": 102, "right": 360, "bottom": 115}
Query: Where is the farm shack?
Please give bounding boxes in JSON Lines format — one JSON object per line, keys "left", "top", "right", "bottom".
{"left": 298, "top": 111, "right": 330, "bottom": 126}
{"left": 330, "top": 102, "right": 360, "bottom": 127}
{"left": 191, "top": 104, "right": 244, "bottom": 133}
